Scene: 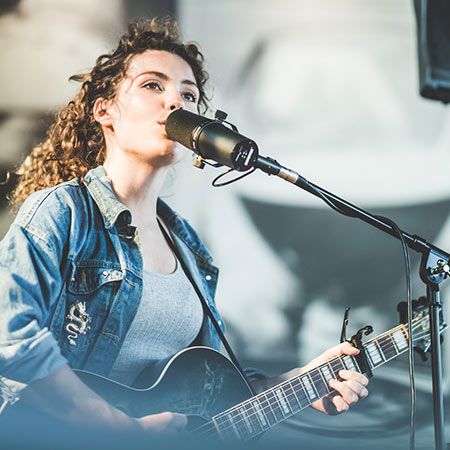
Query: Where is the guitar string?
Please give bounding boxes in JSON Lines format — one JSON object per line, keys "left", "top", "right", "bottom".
{"left": 196, "top": 341, "right": 410, "bottom": 442}
{"left": 194, "top": 325, "right": 427, "bottom": 440}
{"left": 194, "top": 323, "right": 429, "bottom": 441}
{"left": 194, "top": 319, "right": 425, "bottom": 438}
{"left": 196, "top": 345, "right": 425, "bottom": 443}
{"left": 210, "top": 323, "right": 414, "bottom": 423}
{"left": 194, "top": 318, "right": 423, "bottom": 437}
{"left": 193, "top": 324, "right": 422, "bottom": 440}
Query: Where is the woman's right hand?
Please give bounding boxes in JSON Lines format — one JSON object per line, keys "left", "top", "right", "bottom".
{"left": 21, "top": 365, "right": 188, "bottom": 437}
{"left": 135, "top": 412, "right": 188, "bottom": 436}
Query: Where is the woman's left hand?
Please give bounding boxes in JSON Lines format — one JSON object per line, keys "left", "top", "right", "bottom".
{"left": 304, "top": 341, "right": 369, "bottom": 415}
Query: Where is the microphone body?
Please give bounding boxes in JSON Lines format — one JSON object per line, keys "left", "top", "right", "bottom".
{"left": 165, "top": 109, "right": 259, "bottom": 171}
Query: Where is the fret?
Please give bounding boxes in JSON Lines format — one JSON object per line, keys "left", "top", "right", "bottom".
{"left": 247, "top": 401, "right": 263, "bottom": 435}
{"left": 211, "top": 323, "right": 417, "bottom": 444}
{"left": 329, "top": 357, "right": 345, "bottom": 378}
{"left": 237, "top": 407, "right": 252, "bottom": 441}
{"left": 342, "top": 355, "right": 357, "bottom": 371}
{"left": 219, "top": 424, "right": 235, "bottom": 443}
{"left": 378, "top": 334, "right": 398, "bottom": 360}
{"left": 367, "top": 355, "right": 375, "bottom": 370}
{"left": 214, "top": 414, "right": 240, "bottom": 442}
{"left": 352, "top": 356, "right": 362, "bottom": 373}
{"left": 275, "top": 387, "right": 292, "bottom": 416}
{"left": 238, "top": 405, "right": 258, "bottom": 436}
{"left": 400, "top": 324, "right": 409, "bottom": 340}
{"left": 291, "top": 377, "right": 310, "bottom": 408}
{"left": 247, "top": 402, "right": 263, "bottom": 435}
{"left": 258, "top": 392, "right": 277, "bottom": 426}
{"left": 392, "top": 329, "right": 408, "bottom": 352}
{"left": 265, "top": 389, "right": 286, "bottom": 422}
{"left": 300, "top": 373, "right": 318, "bottom": 402}
{"left": 365, "top": 342, "right": 383, "bottom": 366}
{"left": 374, "top": 340, "right": 386, "bottom": 362}
{"left": 311, "top": 367, "right": 330, "bottom": 397}
{"left": 252, "top": 399, "right": 269, "bottom": 428}
{"left": 320, "top": 364, "right": 334, "bottom": 382}
{"left": 223, "top": 416, "right": 240, "bottom": 443}
{"left": 230, "top": 409, "right": 248, "bottom": 441}
{"left": 283, "top": 381, "right": 302, "bottom": 414}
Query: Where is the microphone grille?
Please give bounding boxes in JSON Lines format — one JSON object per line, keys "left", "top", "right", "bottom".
{"left": 165, "top": 109, "right": 210, "bottom": 150}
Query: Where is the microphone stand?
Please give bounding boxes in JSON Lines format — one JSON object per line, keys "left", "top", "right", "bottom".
{"left": 254, "top": 155, "right": 448, "bottom": 450}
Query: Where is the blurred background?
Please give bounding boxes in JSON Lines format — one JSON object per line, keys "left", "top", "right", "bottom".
{"left": 0, "top": 0, "right": 449, "bottom": 448}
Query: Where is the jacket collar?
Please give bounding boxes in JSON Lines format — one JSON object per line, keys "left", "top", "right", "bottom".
{"left": 82, "top": 165, "right": 213, "bottom": 264}
{"left": 83, "top": 166, "right": 130, "bottom": 230}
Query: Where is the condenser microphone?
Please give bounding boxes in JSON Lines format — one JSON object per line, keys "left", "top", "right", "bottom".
{"left": 165, "top": 108, "right": 259, "bottom": 171}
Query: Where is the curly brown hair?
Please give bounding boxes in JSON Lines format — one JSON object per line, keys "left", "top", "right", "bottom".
{"left": 9, "top": 16, "right": 209, "bottom": 209}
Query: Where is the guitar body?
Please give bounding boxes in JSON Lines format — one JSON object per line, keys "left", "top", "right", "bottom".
{"left": 75, "top": 346, "right": 253, "bottom": 422}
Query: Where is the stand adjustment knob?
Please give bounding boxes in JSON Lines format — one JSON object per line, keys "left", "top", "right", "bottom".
{"left": 430, "top": 259, "right": 450, "bottom": 276}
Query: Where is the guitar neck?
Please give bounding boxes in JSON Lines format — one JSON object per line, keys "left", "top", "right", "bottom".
{"left": 211, "top": 323, "right": 409, "bottom": 442}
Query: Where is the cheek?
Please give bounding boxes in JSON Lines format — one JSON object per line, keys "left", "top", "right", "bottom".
{"left": 183, "top": 102, "right": 200, "bottom": 114}
{"left": 113, "top": 95, "right": 151, "bottom": 122}
{"left": 112, "top": 107, "right": 147, "bottom": 137}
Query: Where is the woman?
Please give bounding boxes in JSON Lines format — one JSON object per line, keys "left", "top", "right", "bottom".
{"left": 0, "top": 17, "right": 368, "bottom": 440}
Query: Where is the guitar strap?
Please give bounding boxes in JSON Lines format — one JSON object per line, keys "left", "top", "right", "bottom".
{"left": 158, "top": 220, "right": 257, "bottom": 396}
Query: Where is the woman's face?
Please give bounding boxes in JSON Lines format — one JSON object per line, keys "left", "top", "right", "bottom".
{"left": 101, "top": 50, "right": 200, "bottom": 166}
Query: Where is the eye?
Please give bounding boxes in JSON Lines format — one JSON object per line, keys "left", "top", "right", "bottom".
{"left": 183, "top": 91, "right": 198, "bottom": 103}
{"left": 142, "top": 81, "right": 163, "bottom": 91}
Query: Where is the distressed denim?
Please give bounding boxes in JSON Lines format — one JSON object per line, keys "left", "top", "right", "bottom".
{"left": 0, "top": 166, "right": 225, "bottom": 403}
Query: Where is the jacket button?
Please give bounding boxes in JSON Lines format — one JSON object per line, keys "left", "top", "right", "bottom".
{"left": 102, "top": 270, "right": 110, "bottom": 278}
{"left": 205, "top": 274, "right": 212, "bottom": 281}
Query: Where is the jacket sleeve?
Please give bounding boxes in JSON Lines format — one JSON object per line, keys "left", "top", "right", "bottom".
{"left": 244, "top": 367, "right": 269, "bottom": 386}
{"left": 0, "top": 193, "right": 71, "bottom": 404}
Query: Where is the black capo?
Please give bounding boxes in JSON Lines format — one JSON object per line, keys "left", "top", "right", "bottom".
{"left": 340, "top": 307, "right": 374, "bottom": 378}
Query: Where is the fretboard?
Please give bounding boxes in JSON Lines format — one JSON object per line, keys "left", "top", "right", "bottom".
{"left": 212, "top": 323, "right": 409, "bottom": 442}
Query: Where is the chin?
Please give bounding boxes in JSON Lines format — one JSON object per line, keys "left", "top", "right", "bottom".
{"left": 148, "top": 144, "right": 188, "bottom": 167}
{"left": 164, "top": 142, "right": 188, "bottom": 162}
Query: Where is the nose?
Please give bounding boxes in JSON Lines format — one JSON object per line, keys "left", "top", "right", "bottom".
{"left": 166, "top": 94, "right": 182, "bottom": 111}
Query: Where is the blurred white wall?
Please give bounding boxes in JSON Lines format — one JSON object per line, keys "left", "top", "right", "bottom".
{"left": 0, "top": 0, "right": 125, "bottom": 232}
{"left": 0, "top": 0, "right": 124, "bottom": 111}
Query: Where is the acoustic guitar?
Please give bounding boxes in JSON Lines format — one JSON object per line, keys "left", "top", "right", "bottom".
{"left": 72, "top": 306, "right": 446, "bottom": 443}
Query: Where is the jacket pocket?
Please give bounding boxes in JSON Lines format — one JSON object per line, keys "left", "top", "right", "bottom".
{"left": 60, "top": 261, "right": 124, "bottom": 352}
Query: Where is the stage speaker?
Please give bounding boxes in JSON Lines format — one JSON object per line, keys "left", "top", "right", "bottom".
{"left": 414, "top": 0, "right": 450, "bottom": 104}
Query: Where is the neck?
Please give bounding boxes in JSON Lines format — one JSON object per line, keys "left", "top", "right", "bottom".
{"left": 103, "top": 153, "right": 169, "bottom": 225}
{"left": 209, "top": 323, "right": 411, "bottom": 443}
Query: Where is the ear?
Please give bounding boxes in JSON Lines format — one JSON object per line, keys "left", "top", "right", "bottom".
{"left": 93, "top": 98, "right": 113, "bottom": 127}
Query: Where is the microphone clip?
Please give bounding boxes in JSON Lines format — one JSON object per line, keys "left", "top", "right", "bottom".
{"left": 192, "top": 153, "right": 206, "bottom": 169}
{"left": 214, "top": 109, "right": 238, "bottom": 132}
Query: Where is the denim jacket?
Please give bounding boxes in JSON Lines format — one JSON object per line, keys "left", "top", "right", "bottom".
{"left": 0, "top": 166, "right": 227, "bottom": 404}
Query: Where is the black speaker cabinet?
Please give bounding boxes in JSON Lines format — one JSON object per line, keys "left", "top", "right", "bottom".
{"left": 414, "top": 0, "right": 450, "bottom": 104}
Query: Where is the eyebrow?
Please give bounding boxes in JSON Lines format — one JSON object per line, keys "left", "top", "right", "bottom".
{"left": 135, "top": 70, "right": 198, "bottom": 89}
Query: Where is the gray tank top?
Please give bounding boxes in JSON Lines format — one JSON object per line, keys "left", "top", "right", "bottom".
{"left": 108, "top": 262, "right": 204, "bottom": 386}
